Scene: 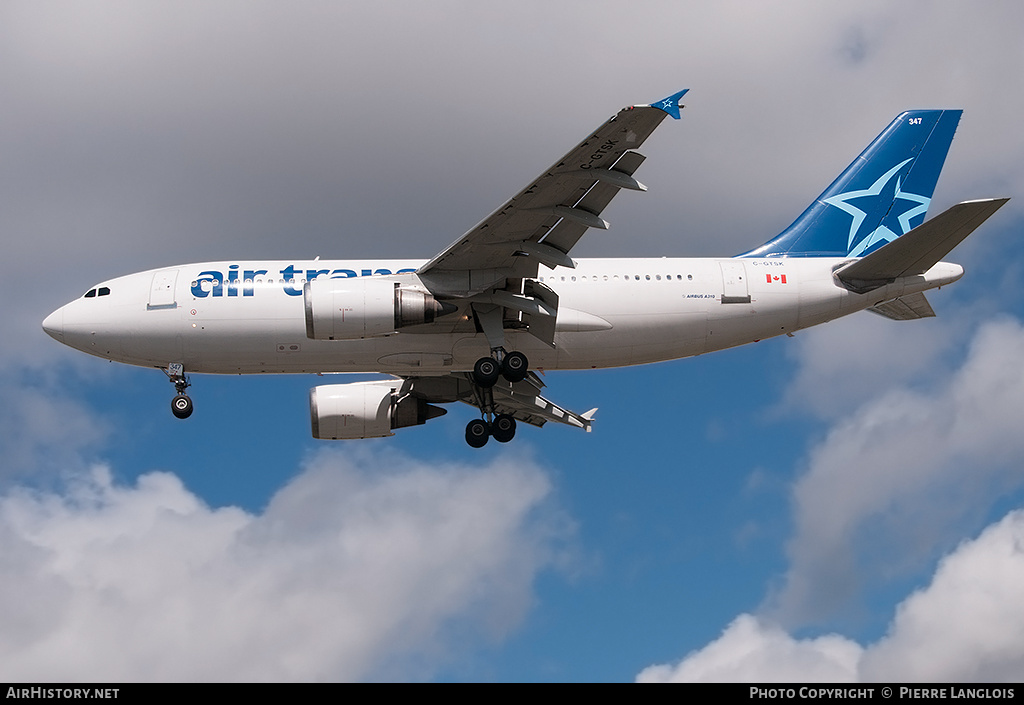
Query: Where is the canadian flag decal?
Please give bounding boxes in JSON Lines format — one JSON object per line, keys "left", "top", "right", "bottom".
{"left": 766, "top": 274, "right": 788, "bottom": 284}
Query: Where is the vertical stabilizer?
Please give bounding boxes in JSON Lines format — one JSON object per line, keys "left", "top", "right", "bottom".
{"left": 739, "top": 110, "right": 962, "bottom": 258}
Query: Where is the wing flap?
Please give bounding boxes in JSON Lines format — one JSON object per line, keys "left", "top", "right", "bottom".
{"left": 401, "top": 371, "right": 594, "bottom": 432}
{"left": 491, "top": 376, "right": 594, "bottom": 431}
{"left": 541, "top": 151, "right": 648, "bottom": 255}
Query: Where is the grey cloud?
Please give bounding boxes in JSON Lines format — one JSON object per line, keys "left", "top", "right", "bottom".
{"left": 0, "top": 374, "right": 109, "bottom": 482}
{"left": 7, "top": 3, "right": 1024, "bottom": 368}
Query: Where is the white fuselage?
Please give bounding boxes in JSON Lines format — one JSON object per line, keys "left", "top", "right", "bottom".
{"left": 43, "top": 257, "right": 964, "bottom": 375}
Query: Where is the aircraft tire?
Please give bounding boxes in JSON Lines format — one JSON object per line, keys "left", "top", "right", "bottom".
{"left": 171, "top": 394, "right": 194, "bottom": 419}
{"left": 501, "top": 351, "right": 529, "bottom": 383}
{"left": 465, "top": 419, "right": 490, "bottom": 448}
{"left": 472, "top": 357, "right": 501, "bottom": 387}
{"left": 491, "top": 414, "right": 516, "bottom": 443}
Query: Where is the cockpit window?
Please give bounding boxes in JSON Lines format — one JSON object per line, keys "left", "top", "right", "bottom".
{"left": 98, "top": 287, "right": 110, "bottom": 296}
{"left": 84, "top": 289, "right": 97, "bottom": 298}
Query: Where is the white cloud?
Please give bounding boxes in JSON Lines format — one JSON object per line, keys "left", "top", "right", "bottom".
{"left": 771, "top": 318, "right": 1024, "bottom": 625}
{"left": 636, "top": 614, "right": 859, "bottom": 683}
{"left": 642, "top": 317, "right": 1024, "bottom": 682}
{"left": 638, "top": 509, "right": 1024, "bottom": 683}
{"left": 860, "top": 509, "right": 1024, "bottom": 682}
{"left": 0, "top": 448, "right": 567, "bottom": 681}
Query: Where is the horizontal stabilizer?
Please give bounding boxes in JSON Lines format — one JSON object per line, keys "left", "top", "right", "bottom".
{"left": 836, "top": 198, "right": 1008, "bottom": 293}
{"left": 868, "top": 292, "right": 936, "bottom": 320}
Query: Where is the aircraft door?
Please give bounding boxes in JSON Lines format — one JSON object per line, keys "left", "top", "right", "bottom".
{"left": 148, "top": 269, "right": 179, "bottom": 309}
{"left": 719, "top": 261, "right": 751, "bottom": 304}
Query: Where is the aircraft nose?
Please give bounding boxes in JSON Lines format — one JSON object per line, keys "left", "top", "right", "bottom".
{"left": 42, "top": 307, "right": 64, "bottom": 343}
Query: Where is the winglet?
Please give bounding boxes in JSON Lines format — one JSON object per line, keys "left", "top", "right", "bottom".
{"left": 647, "top": 89, "right": 688, "bottom": 119}
{"left": 581, "top": 408, "right": 598, "bottom": 420}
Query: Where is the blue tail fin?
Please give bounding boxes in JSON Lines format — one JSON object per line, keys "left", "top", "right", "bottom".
{"left": 739, "top": 110, "right": 962, "bottom": 258}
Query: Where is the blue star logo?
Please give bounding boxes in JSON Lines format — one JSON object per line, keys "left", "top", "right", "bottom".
{"left": 661, "top": 99, "right": 675, "bottom": 110}
{"left": 822, "top": 158, "right": 931, "bottom": 257}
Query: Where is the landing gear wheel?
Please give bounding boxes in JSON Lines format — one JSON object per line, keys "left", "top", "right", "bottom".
{"left": 491, "top": 414, "right": 517, "bottom": 443}
{"left": 465, "top": 419, "right": 490, "bottom": 448}
{"left": 171, "top": 394, "right": 193, "bottom": 419}
{"left": 501, "top": 351, "right": 529, "bottom": 383}
{"left": 472, "top": 357, "right": 501, "bottom": 388}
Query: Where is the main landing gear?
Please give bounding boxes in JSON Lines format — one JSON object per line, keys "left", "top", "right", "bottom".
{"left": 164, "top": 363, "right": 193, "bottom": 419}
{"left": 465, "top": 414, "right": 517, "bottom": 448}
{"left": 472, "top": 350, "right": 528, "bottom": 387}
{"left": 465, "top": 350, "right": 528, "bottom": 448}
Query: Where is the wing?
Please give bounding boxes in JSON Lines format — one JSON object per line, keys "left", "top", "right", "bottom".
{"left": 488, "top": 372, "right": 595, "bottom": 431}
{"left": 397, "top": 91, "right": 688, "bottom": 435}
{"left": 401, "top": 373, "right": 596, "bottom": 432}
{"left": 417, "top": 90, "right": 688, "bottom": 287}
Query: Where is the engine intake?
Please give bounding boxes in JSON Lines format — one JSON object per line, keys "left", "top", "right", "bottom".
{"left": 304, "top": 278, "right": 456, "bottom": 340}
{"left": 310, "top": 381, "right": 446, "bottom": 439}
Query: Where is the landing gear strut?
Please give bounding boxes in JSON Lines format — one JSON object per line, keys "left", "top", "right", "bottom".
{"left": 164, "top": 363, "right": 193, "bottom": 420}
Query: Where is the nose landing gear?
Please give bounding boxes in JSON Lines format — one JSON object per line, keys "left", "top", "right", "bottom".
{"left": 171, "top": 393, "right": 193, "bottom": 419}
{"left": 164, "top": 363, "right": 193, "bottom": 419}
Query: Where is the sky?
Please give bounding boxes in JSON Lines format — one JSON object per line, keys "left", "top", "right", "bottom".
{"left": 2, "top": 1, "right": 1024, "bottom": 682}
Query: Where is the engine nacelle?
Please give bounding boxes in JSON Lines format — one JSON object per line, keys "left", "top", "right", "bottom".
{"left": 304, "top": 278, "right": 454, "bottom": 340}
{"left": 309, "top": 381, "right": 446, "bottom": 439}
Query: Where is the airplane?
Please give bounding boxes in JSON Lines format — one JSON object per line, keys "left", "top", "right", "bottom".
{"left": 42, "top": 90, "right": 1007, "bottom": 448}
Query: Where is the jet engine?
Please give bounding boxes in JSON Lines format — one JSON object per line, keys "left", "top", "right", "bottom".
{"left": 309, "top": 381, "right": 447, "bottom": 439}
{"left": 304, "top": 278, "right": 456, "bottom": 340}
